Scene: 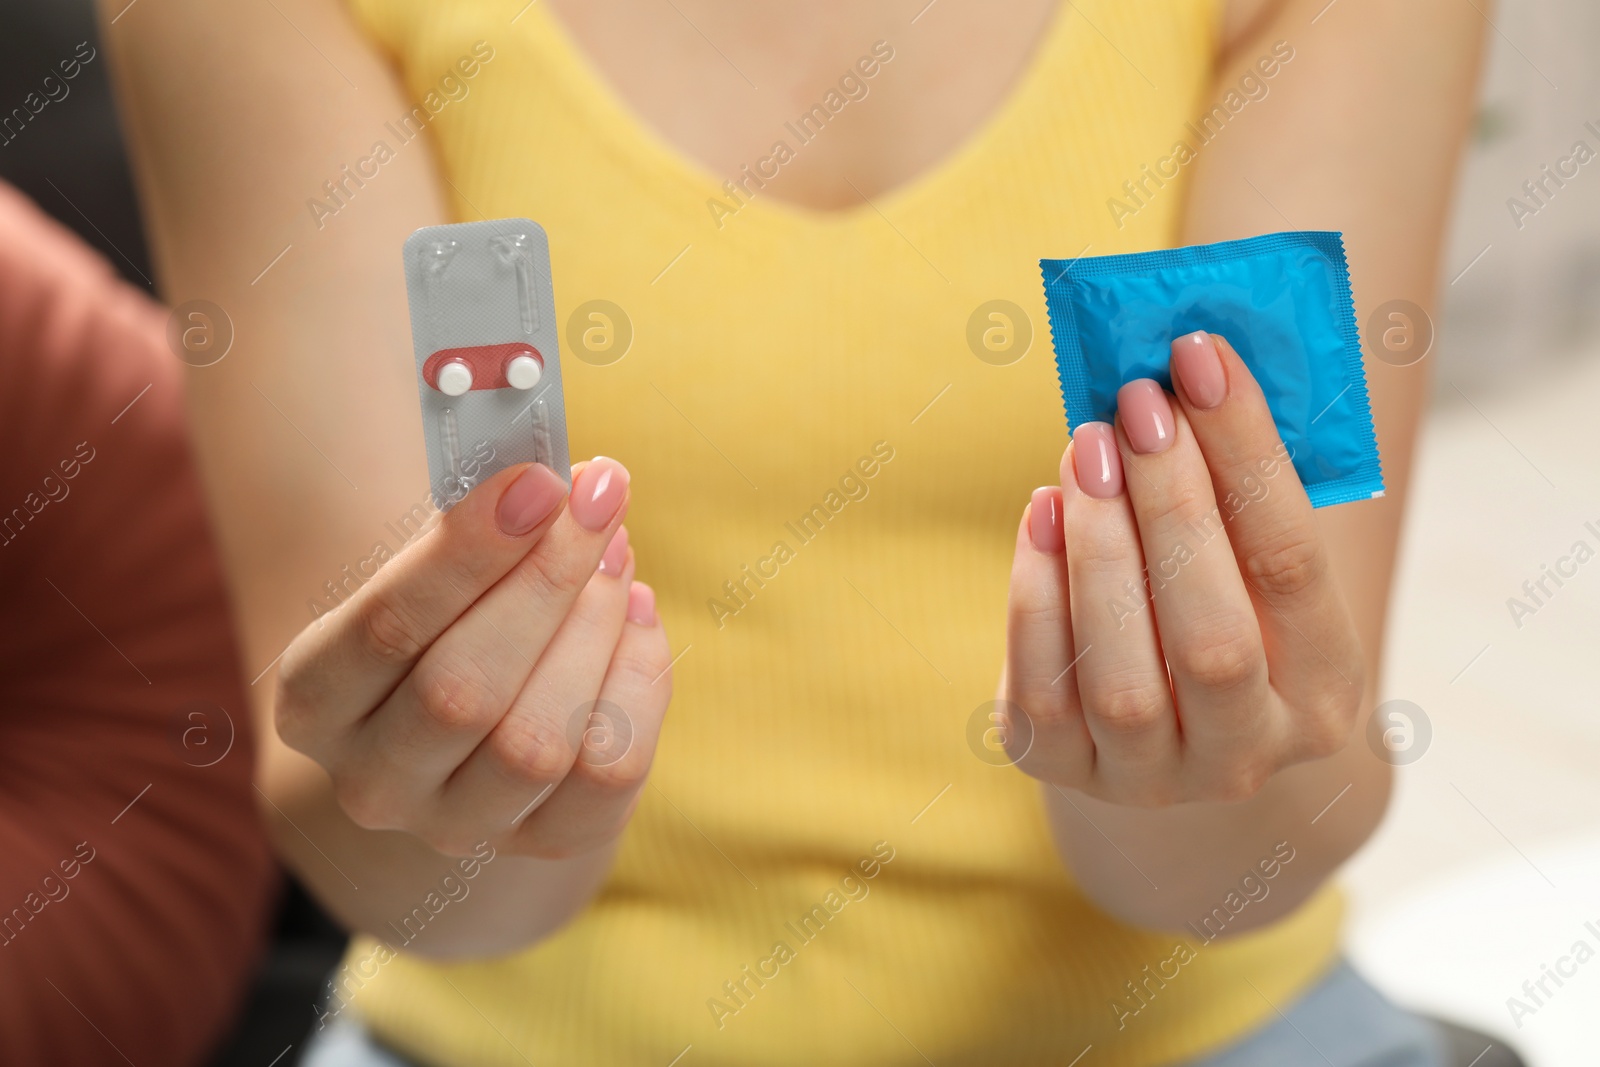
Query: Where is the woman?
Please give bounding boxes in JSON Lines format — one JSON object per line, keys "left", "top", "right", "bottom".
{"left": 102, "top": 0, "right": 1489, "bottom": 1063}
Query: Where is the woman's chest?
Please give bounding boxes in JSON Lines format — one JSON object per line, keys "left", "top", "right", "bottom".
{"left": 541, "top": 0, "right": 1064, "bottom": 210}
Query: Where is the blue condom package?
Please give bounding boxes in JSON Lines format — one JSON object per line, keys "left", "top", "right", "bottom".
{"left": 1039, "top": 231, "right": 1383, "bottom": 508}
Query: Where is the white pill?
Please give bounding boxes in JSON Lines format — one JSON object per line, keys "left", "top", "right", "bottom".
{"left": 506, "top": 353, "right": 542, "bottom": 390}
{"left": 437, "top": 360, "right": 473, "bottom": 396}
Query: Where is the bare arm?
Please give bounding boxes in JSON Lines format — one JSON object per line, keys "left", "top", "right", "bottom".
{"left": 98, "top": 0, "right": 653, "bottom": 958}
{"left": 1037, "top": 0, "right": 1487, "bottom": 932}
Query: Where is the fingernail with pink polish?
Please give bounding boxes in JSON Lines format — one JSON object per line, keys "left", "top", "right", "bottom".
{"left": 570, "top": 457, "right": 629, "bottom": 532}
{"left": 1071, "top": 422, "right": 1123, "bottom": 499}
{"left": 626, "top": 582, "right": 656, "bottom": 625}
{"left": 1117, "top": 379, "right": 1175, "bottom": 454}
{"left": 1171, "top": 331, "right": 1226, "bottom": 410}
{"left": 496, "top": 464, "right": 567, "bottom": 536}
{"left": 1028, "top": 486, "right": 1064, "bottom": 554}
{"left": 598, "top": 525, "right": 629, "bottom": 576}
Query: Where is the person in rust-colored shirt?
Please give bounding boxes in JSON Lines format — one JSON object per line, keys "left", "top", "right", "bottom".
{"left": 0, "top": 181, "right": 275, "bottom": 1065}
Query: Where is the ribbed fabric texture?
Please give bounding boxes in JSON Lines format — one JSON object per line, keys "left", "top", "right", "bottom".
{"left": 340, "top": 2, "right": 1344, "bottom": 1064}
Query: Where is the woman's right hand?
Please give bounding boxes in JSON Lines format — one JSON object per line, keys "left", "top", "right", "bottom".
{"left": 273, "top": 457, "right": 672, "bottom": 860}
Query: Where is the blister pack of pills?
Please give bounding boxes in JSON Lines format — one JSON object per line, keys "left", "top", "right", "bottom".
{"left": 402, "top": 218, "right": 571, "bottom": 510}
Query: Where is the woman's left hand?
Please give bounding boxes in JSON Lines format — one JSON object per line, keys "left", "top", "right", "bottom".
{"left": 1002, "top": 329, "right": 1366, "bottom": 806}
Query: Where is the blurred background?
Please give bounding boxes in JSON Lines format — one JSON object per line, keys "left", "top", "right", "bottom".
{"left": 2, "top": 0, "right": 1596, "bottom": 1063}
{"left": 0, "top": 10, "right": 345, "bottom": 1066}
{"left": 1338, "top": 2, "right": 1600, "bottom": 1063}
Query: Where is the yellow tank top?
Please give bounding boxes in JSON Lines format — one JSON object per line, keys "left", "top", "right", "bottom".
{"left": 340, "top": 2, "right": 1343, "bottom": 1063}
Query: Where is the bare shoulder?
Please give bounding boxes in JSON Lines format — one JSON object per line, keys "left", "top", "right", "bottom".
{"left": 1222, "top": 0, "right": 1481, "bottom": 60}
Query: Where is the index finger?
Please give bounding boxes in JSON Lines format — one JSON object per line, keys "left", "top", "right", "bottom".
{"left": 276, "top": 462, "right": 569, "bottom": 747}
{"left": 1169, "top": 331, "right": 1365, "bottom": 740}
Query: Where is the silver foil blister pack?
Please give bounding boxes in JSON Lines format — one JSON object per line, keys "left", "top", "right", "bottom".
{"left": 402, "top": 218, "right": 571, "bottom": 510}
